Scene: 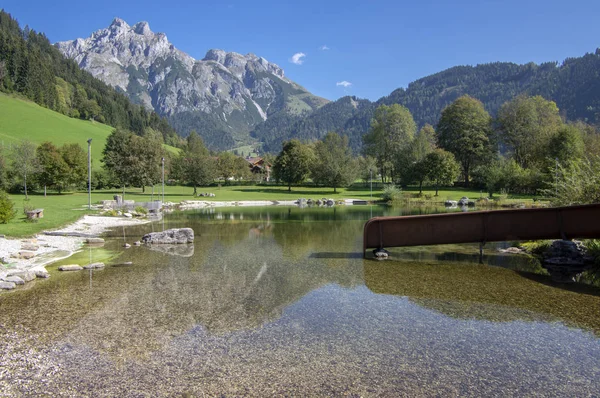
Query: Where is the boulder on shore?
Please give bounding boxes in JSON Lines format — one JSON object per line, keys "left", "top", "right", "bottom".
{"left": 542, "top": 240, "right": 594, "bottom": 283}
{"left": 0, "top": 281, "right": 16, "bottom": 290}
{"left": 142, "top": 228, "right": 194, "bottom": 244}
{"left": 3, "top": 275, "right": 25, "bottom": 285}
{"left": 8, "top": 270, "right": 36, "bottom": 282}
{"left": 59, "top": 265, "right": 82, "bottom": 271}
{"left": 83, "top": 262, "right": 105, "bottom": 270}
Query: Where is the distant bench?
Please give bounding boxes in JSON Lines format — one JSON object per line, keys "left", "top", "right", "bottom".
{"left": 26, "top": 209, "right": 44, "bottom": 219}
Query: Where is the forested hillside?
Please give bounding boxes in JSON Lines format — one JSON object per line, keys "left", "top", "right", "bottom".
{"left": 0, "top": 10, "right": 182, "bottom": 146}
{"left": 252, "top": 52, "right": 600, "bottom": 153}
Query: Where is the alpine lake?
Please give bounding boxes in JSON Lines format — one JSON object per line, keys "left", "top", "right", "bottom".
{"left": 1, "top": 205, "right": 600, "bottom": 396}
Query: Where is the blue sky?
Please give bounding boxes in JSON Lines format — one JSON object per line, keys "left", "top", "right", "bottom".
{"left": 3, "top": 0, "right": 600, "bottom": 101}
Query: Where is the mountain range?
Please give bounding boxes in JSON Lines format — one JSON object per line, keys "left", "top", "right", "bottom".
{"left": 57, "top": 18, "right": 600, "bottom": 152}
{"left": 56, "top": 18, "right": 328, "bottom": 150}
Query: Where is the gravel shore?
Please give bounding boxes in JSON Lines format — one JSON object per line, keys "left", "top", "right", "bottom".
{"left": 0, "top": 215, "right": 149, "bottom": 271}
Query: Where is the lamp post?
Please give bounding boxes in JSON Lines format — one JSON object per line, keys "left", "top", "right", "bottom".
{"left": 555, "top": 157, "right": 559, "bottom": 196}
{"left": 87, "top": 139, "right": 92, "bottom": 210}
{"left": 161, "top": 157, "right": 165, "bottom": 205}
{"left": 370, "top": 169, "right": 372, "bottom": 200}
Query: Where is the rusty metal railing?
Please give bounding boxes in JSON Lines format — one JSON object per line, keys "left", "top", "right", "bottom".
{"left": 363, "top": 203, "right": 600, "bottom": 258}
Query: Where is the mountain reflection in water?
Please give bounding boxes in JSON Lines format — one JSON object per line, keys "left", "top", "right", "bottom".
{"left": 1, "top": 205, "right": 599, "bottom": 396}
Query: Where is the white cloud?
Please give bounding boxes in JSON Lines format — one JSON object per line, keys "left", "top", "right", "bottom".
{"left": 336, "top": 81, "right": 352, "bottom": 87}
{"left": 290, "top": 52, "right": 306, "bottom": 65}
{"left": 319, "top": 45, "right": 330, "bottom": 51}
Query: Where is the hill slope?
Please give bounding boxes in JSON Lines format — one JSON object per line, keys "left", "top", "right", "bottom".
{"left": 252, "top": 51, "right": 600, "bottom": 153}
{"left": 0, "top": 94, "right": 177, "bottom": 169}
{"left": 0, "top": 10, "right": 180, "bottom": 146}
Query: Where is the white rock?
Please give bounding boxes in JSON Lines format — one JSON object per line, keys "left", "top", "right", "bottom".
{"left": 83, "top": 262, "right": 105, "bottom": 269}
{"left": 34, "top": 269, "right": 50, "bottom": 278}
{"left": 0, "top": 281, "right": 16, "bottom": 290}
{"left": 58, "top": 265, "right": 83, "bottom": 271}
{"left": 2, "top": 275, "right": 24, "bottom": 285}
{"left": 8, "top": 271, "right": 36, "bottom": 282}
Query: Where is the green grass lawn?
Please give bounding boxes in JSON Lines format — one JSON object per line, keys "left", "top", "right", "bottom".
{"left": 0, "top": 94, "right": 179, "bottom": 169}
{"left": 1, "top": 184, "right": 537, "bottom": 238}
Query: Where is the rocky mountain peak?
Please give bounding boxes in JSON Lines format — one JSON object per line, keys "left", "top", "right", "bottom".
{"left": 109, "top": 17, "right": 129, "bottom": 31}
{"left": 133, "top": 21, "right": 152, "bottom": 36}
{"left": 203, "top": 49, "right": 227, "bottom": 64}
{"left": 57, "top": 18, "right": 328, "bottom": 150}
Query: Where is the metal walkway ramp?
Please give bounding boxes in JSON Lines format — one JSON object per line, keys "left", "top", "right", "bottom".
{"left": 363, "top": 203, "right": 600, "bottom": 258}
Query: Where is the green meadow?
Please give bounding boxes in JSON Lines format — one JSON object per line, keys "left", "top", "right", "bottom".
{"left": 0, "top": 94, "right": 178, "bottom": 169}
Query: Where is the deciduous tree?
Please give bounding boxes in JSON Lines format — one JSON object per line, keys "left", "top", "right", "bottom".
{"left": 11, "top": 140, "right": 39, "bottom": 199}
{"left": 102, "top": 128, "right": 134, "bottom": 191}
{"left": 177, "top": 132, "right": 216, "bottom": 195}
{"left": 273, "top": 139, "right": 314, "bottom": 191}
{"left": 36, "top": 142, "right": 68, "bottom": 194}
{"left": 549, "top": 125, "right": 585, "bottom": 166}
{"left": 437, "top": 95, "right": 491, "bottom": 185}
{"left": 60, "top": 143, "right": 87, "bottom": 189}
{"left": 311, "top": 132, "right": 357, "bottom": 193}
{"left": 496, "top": 95, "right": 562, "bottom": 168}
{"left": 363, "top": 104, "right": 416, "bottom": 183}
{"left": 424, "top": 149, "right": 460, "bottom": 196}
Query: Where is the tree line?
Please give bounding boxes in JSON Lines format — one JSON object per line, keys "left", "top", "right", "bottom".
{"left": 2, "top": 93, "right": 599, "bottom": 200}
{"left": 269, "top": 94, "right": 600, "bottom": 197}
{"left": 0, "top": 140, "right": 87, "bottom": 198}
{"left": 92, "top": 93, "right": 600, "bottom": 198}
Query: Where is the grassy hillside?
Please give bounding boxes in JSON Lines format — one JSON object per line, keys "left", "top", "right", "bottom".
{"left": 0, "top": 94, "right": 178, "bottom": 169}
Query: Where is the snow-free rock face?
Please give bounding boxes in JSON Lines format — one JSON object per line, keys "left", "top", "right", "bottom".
{"left": 56, "top": 18, "right": 328, "bottom": 149}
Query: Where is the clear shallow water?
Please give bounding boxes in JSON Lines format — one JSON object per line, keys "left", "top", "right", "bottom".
{"left": 1, "top": 206, "right": 600, "bottom": 396}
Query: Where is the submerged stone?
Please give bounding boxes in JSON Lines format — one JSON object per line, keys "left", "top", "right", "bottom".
{"left": 112, "top": 262, "right": 133, "bottom": 267}
{"left": 142, "top": 228, "right": 194, "bottom": 244}
{"left": 85, "top": 238, "right": 105, "bottom": 244}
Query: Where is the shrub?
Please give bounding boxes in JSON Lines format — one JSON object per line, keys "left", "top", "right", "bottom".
{"left": 543, "top": 156, "right": 600, "bottom": 206}
{"left": 381, "top": 184, "right": 403, "bottom": 202}
{"left": 104, "top": 209, "right": 119, "bottom": 217}
{"left": 0, "top": 190, "right": 16, "bottom": 224}
{"left": 135, "top": 206, "right": 148, "bottom": 215}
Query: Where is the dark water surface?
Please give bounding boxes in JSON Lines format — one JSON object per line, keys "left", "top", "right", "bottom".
{"left": 1, "top": 206, "right": 600, "bottom": 396}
